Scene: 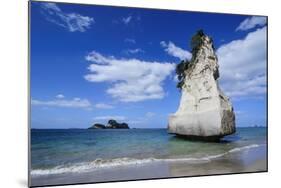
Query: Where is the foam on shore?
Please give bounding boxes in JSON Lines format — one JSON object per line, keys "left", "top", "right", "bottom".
{"left": 31, "top": 144, "right": 263, "bottom": 176}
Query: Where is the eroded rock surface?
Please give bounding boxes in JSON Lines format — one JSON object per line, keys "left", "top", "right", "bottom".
{"left": 168, "top": 30, "right": 235, "bottom": 140}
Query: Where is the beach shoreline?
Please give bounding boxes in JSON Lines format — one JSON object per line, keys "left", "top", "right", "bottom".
{"left": 31, "top": 144, "right": 267, "bottom": 187}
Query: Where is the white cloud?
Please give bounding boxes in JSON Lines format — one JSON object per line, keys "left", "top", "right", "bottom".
{"left": 145, "top": 112, "right": 155, "bottom": 118}
{"left": 122, "top": 16, "right": 132, "bottom": 25}
{"left": 236, "top": 16, "right": 267, "bottom": 31}
{"left": 124, "top": 48, "right": 144, "bottom": 54}
{"left": 160, "top": 41, "right": 192, "bottom": 60}
{"left": 235, "top": 110, "right": 244, "bottom": 115}
{"left": 85, "top": 51, "right": 113, "bottom": 64}
{"left": 125, "top": 38, "right": 136, "bottom": 44}
{"left": 41, "top": 2, "right": 94, "bottom": 32}
{"left": 127, "top": 120, "right": 143, "bottom": 124}
{"left": 31, "top": 96, "right": 92, "bottom": 109}
{"left": 94, "top": 103, "right": 114, "bottom": 109}
{"left": 42, "top": 2, "right": 61, "bottom": 11}
{"left": 93, "top": 116, "right": 126, "bottom": 121}
{"left": 84, "top": 51, "right": 175, "bottom": 102}
{"left": 56, "top": 94, "right": 65, "bottom": 99}
{"left": 217, "top": 27, "right": 267, "bottom": 98}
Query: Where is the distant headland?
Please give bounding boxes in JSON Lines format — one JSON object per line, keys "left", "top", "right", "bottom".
{"left": 88, "top": 119, "right": 130, "bottom": 129}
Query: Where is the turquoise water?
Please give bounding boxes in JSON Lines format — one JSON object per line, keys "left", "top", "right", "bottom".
{"left": 31, "top": 127, "right": 267, "bottom": 175}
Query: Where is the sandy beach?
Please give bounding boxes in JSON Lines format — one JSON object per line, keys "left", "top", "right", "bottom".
{"left": 31, "top": 143, "right": 267, "bottom": 187}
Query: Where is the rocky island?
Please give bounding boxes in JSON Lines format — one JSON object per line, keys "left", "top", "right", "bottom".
{"left": 168, "top": 30, "right": 235, "bottom": 141}
{"left": 88, "top": 119, "right": 130, "bottom": 129}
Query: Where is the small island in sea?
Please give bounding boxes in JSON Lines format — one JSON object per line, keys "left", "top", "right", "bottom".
{"left": 30, "top": 2, "right": 267, "bottom": 187}
{"left": 88, "top": 119, "right": 130, "bottom": 129}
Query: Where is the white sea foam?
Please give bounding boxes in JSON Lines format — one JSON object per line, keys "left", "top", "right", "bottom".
{"left": 31, "top": 144, "right": 263, "bottom": 176}
{"left": 31, "top": 158, "right": 156, "bottom": 176}
{"left": 228, "top": 144, "right": 260, "bottom": 153}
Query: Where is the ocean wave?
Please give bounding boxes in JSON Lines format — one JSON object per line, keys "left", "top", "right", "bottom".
{"left": 31, "top": 158, "right": 157, "bottom": 176}
{"left": 228, "top": 144, "right": 260, "bottom": 153}
{"left": 31, "top": 144, "right": 263, "bottom": 176}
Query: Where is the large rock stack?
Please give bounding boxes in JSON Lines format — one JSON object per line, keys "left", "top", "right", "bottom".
{"left": 168, "top": 30, "right": 235, "bottom": 141}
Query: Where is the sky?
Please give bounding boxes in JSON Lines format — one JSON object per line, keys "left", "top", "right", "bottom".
{"left": 30, "top": 1, "right": 267, "bottom": 129}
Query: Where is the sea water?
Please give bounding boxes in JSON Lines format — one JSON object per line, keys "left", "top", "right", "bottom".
{"left": 30, "top": 127, "right": 267, "bottom": 176}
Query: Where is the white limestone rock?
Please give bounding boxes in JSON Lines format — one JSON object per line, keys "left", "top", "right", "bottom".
{"left": 168, "top": 31, "right": 235, "bottom": 140}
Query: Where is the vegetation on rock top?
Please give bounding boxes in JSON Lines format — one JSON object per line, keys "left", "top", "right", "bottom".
{"left": 176, "top": 30, "right": 215, "bottom": 89}
{"left": 88, "top": 119, "right": 130, "bottom": 129}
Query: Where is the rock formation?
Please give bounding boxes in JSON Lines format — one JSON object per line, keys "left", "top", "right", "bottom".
{"left": 88, "top": 123, "right": 106, "bottom": 129}
{"left": 168, "top": 30, "right": 235, "bottom": 141}
{"left": 106, "top": 119, "right": 129, "bottom": 129}
{"left": 88, "top": 119, "right": 130, "bottom": 129}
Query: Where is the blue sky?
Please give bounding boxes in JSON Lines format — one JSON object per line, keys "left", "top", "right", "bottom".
{"left": 30, "top": 1, "right": 267, "bottom": 129}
